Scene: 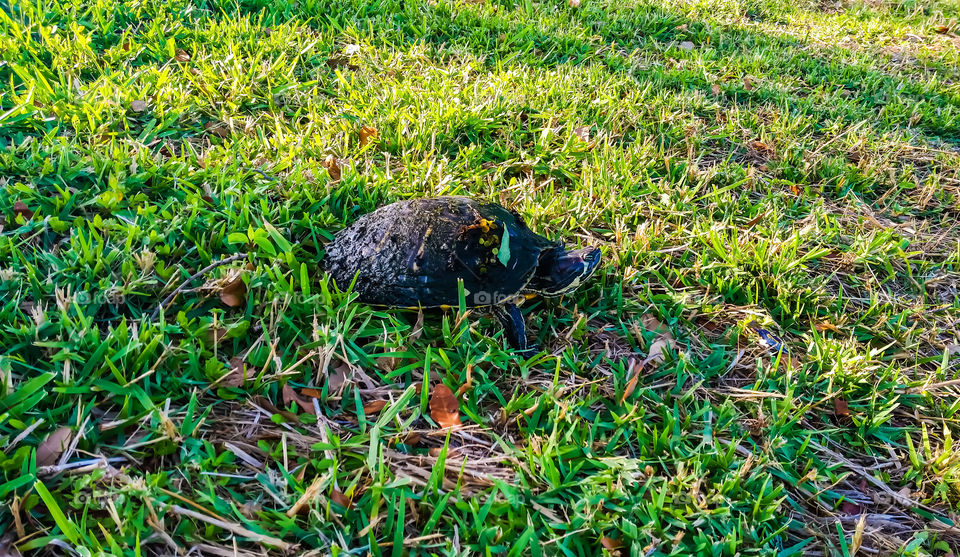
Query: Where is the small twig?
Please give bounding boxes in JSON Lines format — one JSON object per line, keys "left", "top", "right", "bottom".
{"left": 58, "top": 414, "right": 90, "bottom": 468}
{"left": 716, "top": 387, "right": 786, "bottom": 399}
{"left": 150, "top": 253, "right": 248, "bottom": 320}
{"left": 157, "top": 487, "right": 229, "bottom": 522}
{"left": 36, "top": 456, "right": 128, "bottom": 478}
{"left": 7, "top": 418, "right": 45, "bottom": 453}
{"left": 904, "top": 377, "right": 960, "bottom": 394}
{"left": 542, "top": 527, "right": 590, "bottom": 546}
{"left": 377, "top": 533, "right": 447, "bottom": 548}
{"left": 146, "top": 517, "right": 180, "bottom": 555}
{"left": 169, "top": 504, "right": 293, "bottom": 551}
{"left": 286, "top": 475, "right": 327, "bottom": 517}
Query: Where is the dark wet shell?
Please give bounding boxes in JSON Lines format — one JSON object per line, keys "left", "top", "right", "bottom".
{"left": 323, "top": 197, "right": 554, "bottom": 307}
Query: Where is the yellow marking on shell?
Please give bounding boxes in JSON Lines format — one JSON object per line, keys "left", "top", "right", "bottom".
{"left": 411, "top": 226, "right": 432, "bottom": 272}
{"left": 375, "top": 220, "right": 396, "bottom": 253}
{"left": 479, "top": 218, "right": 495, "bottom": 233}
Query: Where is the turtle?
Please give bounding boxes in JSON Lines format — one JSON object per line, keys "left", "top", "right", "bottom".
{"left": 322, "top": 196, "right": 601, "bottom": 354}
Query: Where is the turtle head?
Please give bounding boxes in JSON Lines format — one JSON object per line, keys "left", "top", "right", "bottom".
{"left": 525, "top": 244, "right": 601, "bottom": 297}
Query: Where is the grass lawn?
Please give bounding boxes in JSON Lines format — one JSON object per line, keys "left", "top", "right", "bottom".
{"left": 2, "top": 0, "right": 960, "bottom": 553}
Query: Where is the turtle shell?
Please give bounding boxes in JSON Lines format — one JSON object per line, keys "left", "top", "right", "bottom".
{"left": 323, "top": 196, "right": 554, "bottom": 307}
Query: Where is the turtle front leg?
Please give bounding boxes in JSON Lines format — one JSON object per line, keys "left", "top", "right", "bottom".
{"left": 495, "top": 303, "right": 540, "bottom": 357}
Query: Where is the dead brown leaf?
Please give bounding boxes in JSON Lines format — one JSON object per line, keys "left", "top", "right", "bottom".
{"left": 409, "top": 310, "right": 425, "bottom": 341}
{"left": 711, "top": 83, "right": 721, "bottom": 96}
{"left": 250, "top": 395, "right": 299, "bottom": 422}
{"left": 640, "top": 313, "right": 669, "bottom": 335}
{"left": 629, "top": 320, "right": 675, "bottom": 368}
{"left": 282, "top": 384, "right": 317, "bottom": 415}
{"left": 204, "top": 121, "right": 230, "bottom": 138}
{"left": 326, "top": 56, "right": 359, "bottom": 70}
{"left": 220, "top": 275, "right": 246, "bottom": 308}
{"left": 359, "top": 126, "right": 379, "bottom": 147}
{"left": 362, "top": 400, "right": 389, "bottom": 415}
{"left": 573, "top": 126, "right": 590, "bottom": 142}
{"left": 13, "top": 201, "right": 33, "bottom": 220}
{"left": 743, "top": 77, "right": 755, "bottom": 91}
{"left": 429, "top": 384, "right": 461, "bottom": 428}
{"left": 428, "top": 446, "right": 460, "bottom": 458}
{"left": 750, "top": 140, "right": 774, "bottom": 154}
{"left": 322, "top": 154, "right": 342, "bottom": 181}
{"left": 221, "top": 356, "right": 248, "bottom": 387}
{"left": 638, "top": 315, "right": 676, "bottom": 365}
{"left": 207, "top": 325, "right": 228, "bottom": 346}
{"left": 646, "top": 335, "right": 675, "bottom": 365}
{"left": 175, "top": 49, "right": 191, "bottom": 62}
{"left": 841, "top": 500, "right": 862, "bottom": 515}
{"left": 327, "top": 360, "right": 350, "bottom": 393}
{"left": 744, "top": 210, "right": 768, "bottom": 229}
{"left": 330, "top": 489, "right": 352, "bottom": 510}
{"left": 301, "top": 387, "right": 323, "bottom": 399}
{"left": 768, "top": 347, "right": 801, "bottom": 372}
{"left": 833, "top": 398, "right": 850, "bottom": 417}
{"left": 814, "top": 321, "right": 842, "bottom": 333}
{"left": 37, "top": 426, "right": 73, "bottom": 467}
{"left": 796, "top": 468, "right": 817, "bottom": 486}
{"left": 569, "top": 0, "right": 580, "bottom": 6}
{"left": 600, "top": 536, "right": 623, "bottom": 553}
{"left": 699, "top": 317, "right": 722, "bottom": 333}
{"left": 619, "top": 358, "right": 644, "bottom": 404}
{"left": 456, "top": 364, "right": 474, "bottom": 398}
{"left": 130, "top": 100, "right": 147, "bottom": 113}
{"left": 376, "top": 348, "right": 408, "bottom": 373}
{"left": 785, "top": 352, "right": 802, "bottom": 371}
